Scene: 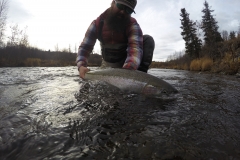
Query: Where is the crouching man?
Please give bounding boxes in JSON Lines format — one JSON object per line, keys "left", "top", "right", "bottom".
{"left": 76, "top": 0, "right": 155, "bottom": 78}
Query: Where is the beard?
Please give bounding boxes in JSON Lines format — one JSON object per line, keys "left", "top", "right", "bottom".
{"left": 105, "top": 8, "right": 131, "bottom": 32}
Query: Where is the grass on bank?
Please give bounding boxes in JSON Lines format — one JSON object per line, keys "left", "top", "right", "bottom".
{"left": 152, "top": 53, "right": 240, "bottom": 75}
{"left": 211, "top": 54, "right": 239, "bottom": 75}
{"left": 190, "top": 57, "right": 213, "bottom": 71}
{"left": 189, "top": 54, "right": 239, "bottom": 74}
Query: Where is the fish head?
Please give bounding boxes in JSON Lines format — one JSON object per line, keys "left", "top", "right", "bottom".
{"left": 142, "top": 84, "right": 178, "bottom": 96}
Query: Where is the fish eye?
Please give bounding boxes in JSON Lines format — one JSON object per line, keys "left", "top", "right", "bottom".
{"left": 162, "top": 90, "right": 167, "bottom": 94}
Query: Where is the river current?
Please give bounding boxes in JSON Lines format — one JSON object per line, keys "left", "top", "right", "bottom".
{"left": 0, "top": 67, "right": 239, "bottom": 160}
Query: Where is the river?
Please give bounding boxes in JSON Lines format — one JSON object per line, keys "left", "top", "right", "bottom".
{"left": 0, "top": 67, "right": 239, "bottom": 160}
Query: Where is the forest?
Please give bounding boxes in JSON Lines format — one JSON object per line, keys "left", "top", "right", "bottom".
{"left": 0, "top": 45, "right": 102, "bottom": 67}
{"left": 151, "top": 1, "right": 240, "bottom": 75}
{"left": 0, "top": 0, "right": 239, "bottom": 75}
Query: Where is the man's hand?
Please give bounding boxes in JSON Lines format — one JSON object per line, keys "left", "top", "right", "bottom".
{"left": 79, "top": 66, "right": 90, "bottom": 79}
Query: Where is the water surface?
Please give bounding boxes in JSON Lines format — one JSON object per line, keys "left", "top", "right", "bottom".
{"left": 0, "top": 67, "right": 239, "bottom": 159}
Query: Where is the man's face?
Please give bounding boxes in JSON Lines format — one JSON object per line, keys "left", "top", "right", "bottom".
{"left": 106, "top": 1, "right": 131, "bottom": 31}
{"left": 111, "top": 1, "right": 131, "bottom": 20}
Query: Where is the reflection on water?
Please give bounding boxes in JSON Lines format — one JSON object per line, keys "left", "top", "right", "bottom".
{"left": 0, "top": 67, "right": 240, "bottom": 159}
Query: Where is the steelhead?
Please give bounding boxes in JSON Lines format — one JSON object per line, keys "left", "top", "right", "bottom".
{"left": 85, "top": 68, "right": 178, "bottom": 96}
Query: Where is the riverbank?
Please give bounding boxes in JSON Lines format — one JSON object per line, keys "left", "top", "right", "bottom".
{"left": 0, "top": 46, "right": 102, "bottom": 67}
{"left": 151, "top": 54, "right": 240, "bottom": 76}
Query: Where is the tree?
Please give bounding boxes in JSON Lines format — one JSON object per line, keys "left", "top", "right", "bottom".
{"left": 68, "top": 44, "right": 71, "bottom": 53}
{"left": 0, "top": 0, "right": 8, "bottom": 47}
{"left": 7, "top": 24, "right": 21, "bottom": 46}
{"left": 18, "top": 26, "right": 29, "bottom": 47}
{"left": 180, "top": 8, "right": 202, "bottom": 59}
{"left": 238, "top": 24, "right": 240, "bottom": 38}
{"left": 201, "top": 0, "right": 222, "bottom": 60}
{"left": 55, "top": 43, "right": 59, "bottom": 51}
{"left": 222, "top": 30, "right": 228, "bottom": 41}
{"left": 229, "top": 31, "right": 236, "bottom": 40}
{"left": 7, "top": 24, "right": 29, "bottom": 47}
{"left": 75, "top": 43, "right": 77, "bottom": 53}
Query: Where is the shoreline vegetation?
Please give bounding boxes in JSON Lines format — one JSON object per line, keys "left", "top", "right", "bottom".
{"left": 151, "top": 55, "right": 240, "bottom": 76}
{"left": 0, "top": 45, "right": 102, "bottom": 67}
{"left": 0, "top": 42, "right": 239, "bottom": 76}
{"left": 150, "top": 36, "right": 240, "bottom": 75}
{"left": 152, "top": 0, "right": 240, "bottom": 76}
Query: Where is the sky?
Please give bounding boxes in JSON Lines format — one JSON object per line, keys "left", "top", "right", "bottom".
{"left": 5, "top": 0, "right": 240, "bottom": 61}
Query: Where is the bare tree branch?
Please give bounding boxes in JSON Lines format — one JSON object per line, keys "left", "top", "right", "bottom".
{"left": 0, "top": 0, "right": 8, "bottom": 47}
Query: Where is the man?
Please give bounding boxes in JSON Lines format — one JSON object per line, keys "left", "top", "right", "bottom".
{"left": 76, "top": 0, "right": 155, "bottom": 78}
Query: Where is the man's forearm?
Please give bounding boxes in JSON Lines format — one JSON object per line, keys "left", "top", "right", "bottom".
{"left": 76, "top": 21, "right": 97, "bottom": 69}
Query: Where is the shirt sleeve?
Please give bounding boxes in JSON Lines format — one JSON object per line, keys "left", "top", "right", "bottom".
{"left": 76, "top": 21, "right": 97, "bottom": 69}
{"left": 123, "top": 22, "right": 143, "bottom": 70}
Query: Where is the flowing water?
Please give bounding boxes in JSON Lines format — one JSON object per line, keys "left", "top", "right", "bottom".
{"left": 0, "top": 67, "right": 239, "bottom": 160}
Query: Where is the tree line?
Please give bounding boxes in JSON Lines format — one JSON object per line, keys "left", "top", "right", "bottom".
{"left": 0, "top": 45, "right": 102, "bottom": 67}
{"left": 152, "top": 0, "right": 240, "bottom": 74}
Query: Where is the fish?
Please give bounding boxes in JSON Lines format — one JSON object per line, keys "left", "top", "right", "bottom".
{"left": 84, "top": 68, "right": 178, "bottom": 96}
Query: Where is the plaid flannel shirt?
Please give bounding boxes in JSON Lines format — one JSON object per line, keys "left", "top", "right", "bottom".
{"left": 76, "top": 15, "right": 143, "bottom": 70}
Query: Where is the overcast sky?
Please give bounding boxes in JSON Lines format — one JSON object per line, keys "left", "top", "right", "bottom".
{"left": 6, "top": 0, "right": 240, "bottom": 61}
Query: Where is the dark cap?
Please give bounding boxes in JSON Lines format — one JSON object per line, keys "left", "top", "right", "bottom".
{"left": 115, "top": 0, "right": 137, "bottom": 13}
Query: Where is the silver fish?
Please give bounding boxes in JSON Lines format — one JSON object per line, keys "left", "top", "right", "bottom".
{"left": 85, "top": 68, "right": 178, "bottom": 96}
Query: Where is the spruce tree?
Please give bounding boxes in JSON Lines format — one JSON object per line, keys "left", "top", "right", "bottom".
{"left": 180, "top": 8, "right": 202, "bottom": 59}
{"left": 201, "top": 0, "right": 222, "bottom": 60}
{"left": 238, "top": 24, "right": 240, "bottom": 37}
{"left": 229, "top": 31, "right": 236, "bottom": 40}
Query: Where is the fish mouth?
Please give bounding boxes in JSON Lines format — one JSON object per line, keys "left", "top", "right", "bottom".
{"left": 142, "top": 84, "right": 163, "bottom": 95}
{"left": 142, "top": 84, "right": 178, "bottom": 96}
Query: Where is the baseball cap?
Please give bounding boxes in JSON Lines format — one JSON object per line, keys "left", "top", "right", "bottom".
{"left": 115, "top": 0, "right": 137, "bottom": 13}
